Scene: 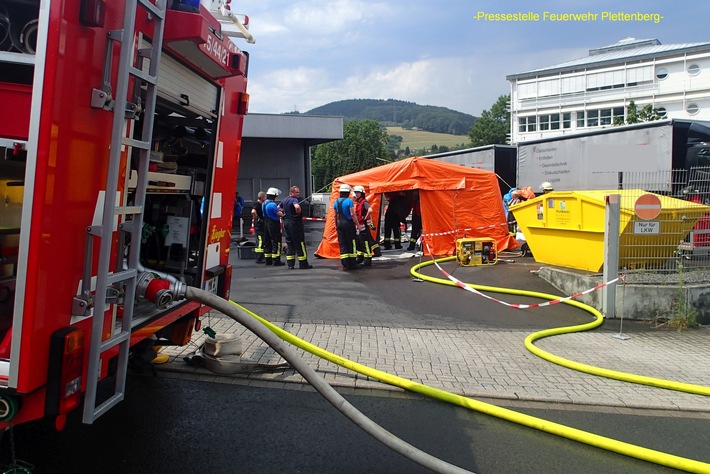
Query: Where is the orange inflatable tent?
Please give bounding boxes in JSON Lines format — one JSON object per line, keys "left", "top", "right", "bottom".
{"left": 314, "top": 157, "right": 518, "bottom": 258}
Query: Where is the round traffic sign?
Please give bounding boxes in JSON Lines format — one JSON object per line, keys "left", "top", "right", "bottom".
{"left": 634, "top": 193, "right": 662, "bottom": 220}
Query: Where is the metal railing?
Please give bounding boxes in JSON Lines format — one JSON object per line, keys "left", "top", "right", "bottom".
{"left": 601, "top": 166, "right": 710, "bottom": 276}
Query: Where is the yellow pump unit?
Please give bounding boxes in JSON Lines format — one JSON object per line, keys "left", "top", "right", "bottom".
{"left": 456, "top": 238, "right": 497, "bottom": 266}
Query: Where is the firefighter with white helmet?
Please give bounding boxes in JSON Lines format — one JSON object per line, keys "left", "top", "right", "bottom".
{"left": 333, "top": 184, "right": 359, "bottom": 270}
{"left": 353, "top": 185, "right": 380, "bottom": 266}
{"left": 262, "top": 187, "right": 284, "bottom": 266}
{"left": 540, "top": 181, "right": 554, "bottom": 193}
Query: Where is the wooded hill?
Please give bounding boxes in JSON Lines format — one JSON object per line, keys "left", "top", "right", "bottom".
{"left": 305, "top": 99, "right": 476, "bottom": 135}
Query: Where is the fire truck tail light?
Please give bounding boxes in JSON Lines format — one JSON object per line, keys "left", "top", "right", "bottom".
{"left": 223, "top": 264, "right": 232, "bottom": 300}
{"left": 46, "top": 328, "right": 85, "bottom": 420}
{"left": 236, "top": 92, "right": 249, "bottom": 116}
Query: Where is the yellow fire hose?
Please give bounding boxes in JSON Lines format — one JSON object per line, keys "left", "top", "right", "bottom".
{"left": 411, "top": 256, "right": 710, "bottom": 397}
{"left": 212, "top": 256, "right": 710, "bottom": 473}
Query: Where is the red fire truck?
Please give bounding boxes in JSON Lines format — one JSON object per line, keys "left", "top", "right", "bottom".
{"left": 0, "top": 0, "right": 251, "bottom": 429}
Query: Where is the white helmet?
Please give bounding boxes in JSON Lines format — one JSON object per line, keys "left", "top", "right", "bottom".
{"left": 266, "top": 187, "right": 281, "bottom": 196}
{"left": 339, "top": 184, "right": 351, "bottom": 193}
{"left": 353, "top": 185, "right": 365, "bottom": 194}
{"left": 540, "top": 181, "right": 553, "bottom": 191}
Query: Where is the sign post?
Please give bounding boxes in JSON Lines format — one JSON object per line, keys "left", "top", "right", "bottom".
{"left": 603, "top": 194, "right": 620, "bottom": 321}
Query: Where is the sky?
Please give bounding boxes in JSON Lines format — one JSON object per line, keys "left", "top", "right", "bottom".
{"left": 229, "top": 0, "right": 708, "bottom": 117}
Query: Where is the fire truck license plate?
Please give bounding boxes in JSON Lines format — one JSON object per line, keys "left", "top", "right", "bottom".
{"left": 204, "top": 277, "right": 219, "bottom": 295}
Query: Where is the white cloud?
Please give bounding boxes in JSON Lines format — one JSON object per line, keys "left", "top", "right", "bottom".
{"left": 246, "top": 57, "right": 506, "bottom": 116}
{"left": 236, "top": 0, "right": 706, "bottom": 117}
{"left": 285, "top": 0, "right": 369, "bottom": 35}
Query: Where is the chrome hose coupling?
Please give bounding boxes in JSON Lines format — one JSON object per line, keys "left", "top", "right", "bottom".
{"left": 136, "top": 271, "right": 187, "bottom": 309}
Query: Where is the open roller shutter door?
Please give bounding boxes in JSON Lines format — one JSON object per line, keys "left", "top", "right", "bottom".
{"left": 141, "top": 39, "right": 219, "bottom": 119}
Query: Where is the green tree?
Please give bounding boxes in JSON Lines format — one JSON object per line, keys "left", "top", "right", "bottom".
{"left": 386, "top": 134, "right": 403, "bottom": 156}
{"left": 468, "top": 95, "right": 510, "bottom": 146}
{"left": 614, "top": 100, "right": 662, "bottom": 125}
{"left": 311, "top": 119, "right": 390, "bottom": 190}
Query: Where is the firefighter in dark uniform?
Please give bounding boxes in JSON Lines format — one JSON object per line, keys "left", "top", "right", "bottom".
{"left": 383, "top": 192, "right": 408, "bottom": 250}
{"left": 251, "top": 191, "right": 267, "bottom": 263}
{"left": 353, "top": 185, "right": 380, "bottom": 265}
{"left": 262, "top": 187, "right": 284, "bottom": 266}
{"left": 407, "top": 190, "right": 422, "bottom": 251}
{"left": 280, "top": 185, "right": 313, "bottom": 269}
{"left": 333, "top": 184, "right": 359, "bottom": 270}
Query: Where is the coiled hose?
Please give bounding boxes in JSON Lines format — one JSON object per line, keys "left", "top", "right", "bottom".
{"left": 410, "top": 256, "right": 710, "bottom": 397}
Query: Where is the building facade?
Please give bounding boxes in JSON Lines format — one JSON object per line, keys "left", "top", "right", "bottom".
{"left": 236, "top": 113, "right": 342, "bottom": 217}
{"left": 507, "top": 38, "right": 710, "bottom": 144}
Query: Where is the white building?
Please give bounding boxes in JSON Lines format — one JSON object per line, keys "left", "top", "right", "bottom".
{"left": 507, "top": 38, "right": 710, "bottom": 144}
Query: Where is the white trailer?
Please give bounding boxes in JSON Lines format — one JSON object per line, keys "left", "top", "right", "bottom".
{"left": 516, "top": 119, "right": 710, "bottom": 191}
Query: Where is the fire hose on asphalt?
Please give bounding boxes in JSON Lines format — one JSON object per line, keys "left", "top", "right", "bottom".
{"left": 179, "top": 271, "right": 710, "bottom": 473}
{"left": 184, "top": 286, "right": 472, "bottom": 474}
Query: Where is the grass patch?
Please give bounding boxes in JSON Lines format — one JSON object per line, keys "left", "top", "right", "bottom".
{"left": 386, "top": 126, "right": 469, "bottom": 152}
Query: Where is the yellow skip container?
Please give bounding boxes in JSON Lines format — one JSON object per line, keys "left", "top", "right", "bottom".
{"left": 510, "top": 189, "right": 710, "bottom": 272}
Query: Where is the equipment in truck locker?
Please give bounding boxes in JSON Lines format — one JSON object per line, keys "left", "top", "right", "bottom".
{"left": 0, "top": 0, "right": 252, "bottom": 430}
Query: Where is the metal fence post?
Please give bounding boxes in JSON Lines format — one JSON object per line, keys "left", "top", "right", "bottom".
{"left": 603, "top": 194, "right": 620, "bottom": 319}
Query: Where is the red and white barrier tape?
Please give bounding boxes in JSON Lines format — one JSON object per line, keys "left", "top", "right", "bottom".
{"left": 423, "top": 241, "right": 625, "bottom": 309}
{"left": 303, "top": 217, "right": 326, "bottom": 221}
{"left": 421, "top": 221, "right": 509, "bottom": 238}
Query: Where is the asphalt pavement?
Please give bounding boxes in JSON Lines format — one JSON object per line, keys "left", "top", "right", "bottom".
{"left": 160, "top": 224, "right": 710, "bottom": 414}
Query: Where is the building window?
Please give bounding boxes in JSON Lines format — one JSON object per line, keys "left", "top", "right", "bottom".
{"left": 561, "top": 76, "right": 585, "bottom": 94}
{"left": 539, "top": 114, "right": 550, "bottom": 131}
{"left": 688, "top": 64, "right": 701, "bottom": 76}
{"left": 586, "top": 69, "right": 624, "bottom": 91}
{"left": 550, "top": 113, "right": 560, "bottom": 130}
{"left": 600, "top": 109, "right": 612, "bottom": 126}
{"left": 576, "top": 111, "right": 585, "bottom": 128}
{"left": 656, "top": 68, "right": 668, "bottom": 80}
{"left": 517, "top": 82, "right": 537, "bottom": 99}
{"left": 627, "top": 65, "right": 653, "bottom": 86}
{"left": 537, "top": 78, "right": 560, "bottom": 97}
{"left": 562, "top": 112, "right": 571, "bottom": 129}
{"left": 586, "top": 110, "right": 600, "bottom": 127}
{"left": 611, "top": 107, "right": 625, "bottom": 124}
{"left": 687, "top": 103, "right": 700, "bottom": 115}
{"left": 519, "top": 116, "right": 536, "bottom": 132}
